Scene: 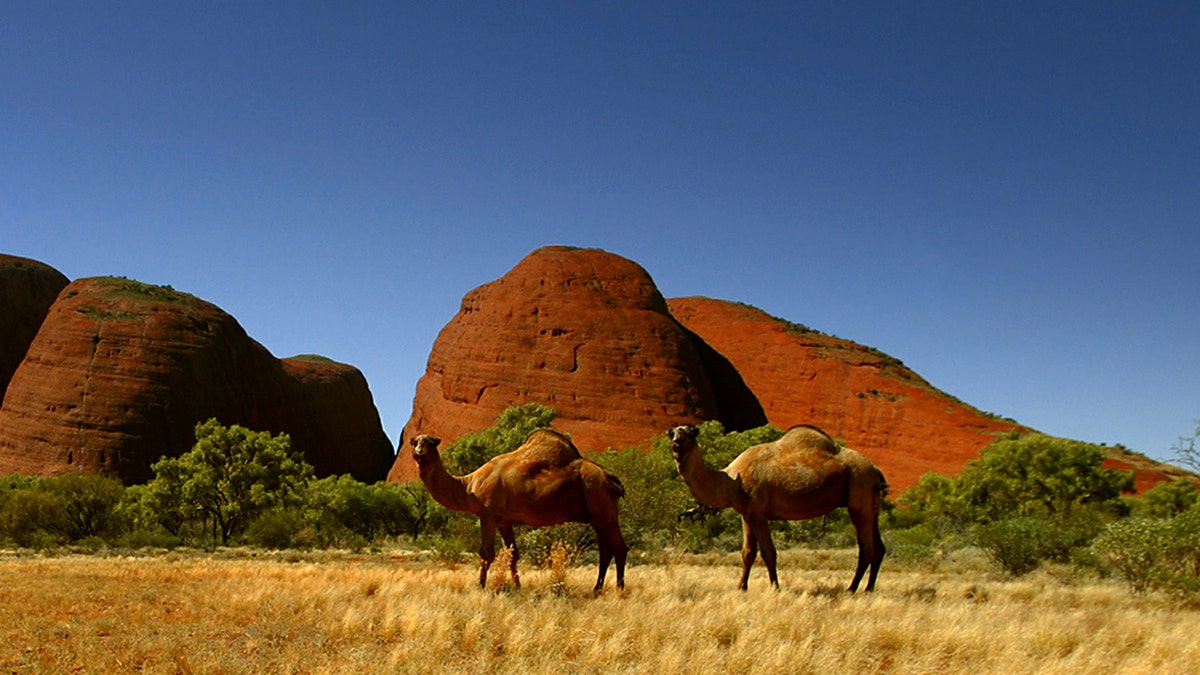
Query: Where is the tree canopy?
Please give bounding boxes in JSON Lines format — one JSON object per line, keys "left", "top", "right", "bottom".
{"left": 140, "top": 419, "right": 313, "bottom": 544}
{"left": 901, "top": 433, "right": 1135, "bottom": 524}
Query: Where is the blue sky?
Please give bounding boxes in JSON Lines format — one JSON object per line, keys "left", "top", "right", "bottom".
{"left": 4, "top": 2, "right": 1198, "bottom": 465}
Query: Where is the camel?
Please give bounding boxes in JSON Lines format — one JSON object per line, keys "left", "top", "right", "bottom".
{"left": 667, "top": 424, "right": 889, "bottom": 592}
{"left": 410, "top": 428, "right": 628, "bottom": 592}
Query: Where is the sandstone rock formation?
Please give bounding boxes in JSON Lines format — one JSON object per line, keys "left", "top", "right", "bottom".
{"left": 388, "top": 246, "right": 765, "bottom": 481}
{"left": 0, "top": 276, "right": 393, "bottom": 483}
{"left": 392, "top": 247, "right": 1186, "bottom": 493}
{"left": 277, "top": 355, "right": 397, "bottom": 481}
{"left": 0, "top": 254, "right": 69, "bottom": 398}
{"left": 667, "top": 296, "right": 1186, "bottom": 492}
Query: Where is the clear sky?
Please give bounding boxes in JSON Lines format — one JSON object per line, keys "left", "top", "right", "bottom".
{"left": 4, "top": 2, "right": 1198, "bottom": 465}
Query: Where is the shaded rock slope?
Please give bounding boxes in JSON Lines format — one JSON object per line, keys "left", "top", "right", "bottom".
{"left": 0, "top": 276, "right": 393, "bottom": 484}
{"left": 1, "top": 254, "right": 70, "bottom": 398}
{"left": 388, "top": 246, "right": 765, "bottom": 481}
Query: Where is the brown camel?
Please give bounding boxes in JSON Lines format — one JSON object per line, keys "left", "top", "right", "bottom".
{"left": 410, "top": 428, "right": 628, "bottom": 592}
{"left": 667, "top": 424, "right": 889, "bottom": 592}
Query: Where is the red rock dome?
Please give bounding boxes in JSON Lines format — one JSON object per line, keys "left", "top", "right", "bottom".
{"left": 389, "top": 246, "right": 763, "bottom": 481}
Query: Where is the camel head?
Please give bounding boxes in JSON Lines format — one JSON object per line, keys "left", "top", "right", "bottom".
{"left": 667, "top": 425, "right": 700, "bottom": 462}
{"left": 410, "top": 434, "right": 442, "bottom": 467}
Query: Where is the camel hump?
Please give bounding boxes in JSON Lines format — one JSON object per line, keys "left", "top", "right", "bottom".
{"left": 516, "top": 427, "right": 582, "bottom": 465}
{"left": 785, "top": 423, "right": 833, "bottom": 439}
{"left": 780, "top": 424, "right": 840, "bottom": 454}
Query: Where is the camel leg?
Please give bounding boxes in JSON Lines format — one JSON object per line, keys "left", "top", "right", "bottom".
{"left": 478, "top": 517, "right": 497, "bottom": 589}
{"left": 597, "top": 524, "right": 627, "bottom": 592}
{"left": 750, "top": 516, "right": 779, "bottom": 589}
{"left": 582, "top": 473, "right": 627, "bottom": 593}
{"left": 739, "top": 516, "right": 759, "bottom": 591}
{"left": 591, "top": 522, "right": 628, "bottom": 593}
{"left": 848, "top": 508, "right": 884, "bottom": 592}
{"left": 499, "top": 525, "right": 520, "bottom": 590}
{"left": 867, "top": 527, "right": 886, "bottom": 591}
{"left": 595, "top": 534, "right": 612, "bottom": 594}
{"left": 613, "top": 529, "right": 627, "bottom": 591}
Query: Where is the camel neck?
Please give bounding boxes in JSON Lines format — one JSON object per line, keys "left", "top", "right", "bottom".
{"left": 419, "top": 458, "right": 475, "bottom": 514}
{"left": 677, "top": 450, "right": 742, "bottom": 509}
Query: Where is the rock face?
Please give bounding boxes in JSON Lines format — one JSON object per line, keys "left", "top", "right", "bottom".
{"left": 0, "top": 255, "right": 70, "bottom": 398}
{"left": 277, "top": 355, "right": 397, "bottom": 481}
{"left": 667, "top": 297, "right": 1189, "bottom": 492}
{"left": 389, "top": 246, "right": 765, "bottom": 481}
{"left": 0, "top": 277, "right": 393, "bottom": 484}
{"left": 667, "top": 297, "right": 1023, "bottom": 492}
{"left": 392, "top": 248, "right": 1186, "bottom": 493}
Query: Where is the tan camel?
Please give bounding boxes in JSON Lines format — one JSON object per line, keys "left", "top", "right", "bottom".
{"left": 410, "top": 429, "right": 628, "bottom": 592}
{"left": 667, "top": 424, "right": 888, "bottom": 592}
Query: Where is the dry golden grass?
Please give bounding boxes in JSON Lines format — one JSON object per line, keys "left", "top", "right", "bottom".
{"left": 1, "top": 548, "right": 1197, "bottom": 674}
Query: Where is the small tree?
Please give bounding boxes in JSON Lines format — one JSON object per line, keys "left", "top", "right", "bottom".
{"left": 949, "top": 434, "right": 1135, "bottom": 523}
{"left": 39, "top": 473, "right": 127, "bottom": 541}
{"left": 144, "top": 419, "right": 313, "bottom": 545}
{"left": 442, "top": 403, "right": 556, "bottom": 474}
{"left": 1139, "top": 478, "right": 1200, "bottom": 519}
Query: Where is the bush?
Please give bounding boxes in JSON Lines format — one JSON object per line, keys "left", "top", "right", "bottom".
{"left": 41, "top": 473, "right": 127, "bottom": 541}
{"left": 442, "top": 403, "right": 555, "bottom": 474}
{"left": 1093, "top": 518, "right": 1171, "bottom": 593}
{"left": 0, "top": 473, "right": 127, "bottom": 548}
{"left": 974, "top": 517, "right": 1062, "bottom": 576}
{"left": 304, "top": 477, "right": 415, "bottom": 547}
{"left": 516, "top": 523, "right": 595, "bottom": 568}
{"left": 1136, "top": 478, "right": 1200, "bottom": 518}
{"left": 900, "top": 435, "right": 1134, "bottom": 528}
{"left": 1095, "top": 509, "right": 1200, "bottom": 595}
{"left": 594, "top": 443, "right": 694, "bottom": 549}
{"left": 245, "top": 508, "right": 312, "bottom": 550}
{"left": 0, "top": 488, "right": 63, "bottom": 548}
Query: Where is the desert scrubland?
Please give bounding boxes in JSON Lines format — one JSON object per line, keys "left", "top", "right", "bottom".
{"left": 2, "top": 548, "right": 1197, "bottom": 674}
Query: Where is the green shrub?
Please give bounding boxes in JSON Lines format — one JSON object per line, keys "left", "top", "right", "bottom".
{"left": 0, "top": 473, "right": 127, "bottom": 547}
{"left": 442, "top": 403, "right": 555, "bottom": 474}
{"left": 1137, "top": 478, "right": 1200, "bottom": 518}
{"left": 304, "top": 476, "right": 415, "bottom": 547}
{"left": 974, "top": 517, "right": 1063, "bottom": 576}
{"left": 40, "top": 473, "right": 127, "bottom": 541}
{"left": 516, "top": 523, "right": 594, "bottom": 568}
{"left": 1093, "top": 518, "right": 1173, "bottom": 593}
{"left": 1093, "top": 509, "right": 1200, "bottom": 596}
{"left": 245, "top": 508, "right": 312, "bottom": 550}
{"left": 0, "top": 488, "right": 64, "bottom": 548}
{"left": 594, "top": 443, "right": 694, "bottom": 549}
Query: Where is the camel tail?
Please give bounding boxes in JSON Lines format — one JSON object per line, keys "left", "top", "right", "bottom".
{"left": 606, "top": 473, "right": 626, "bottom": 498}
{"left": 876, "top": 468, "right": 890, "bottom": 500}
